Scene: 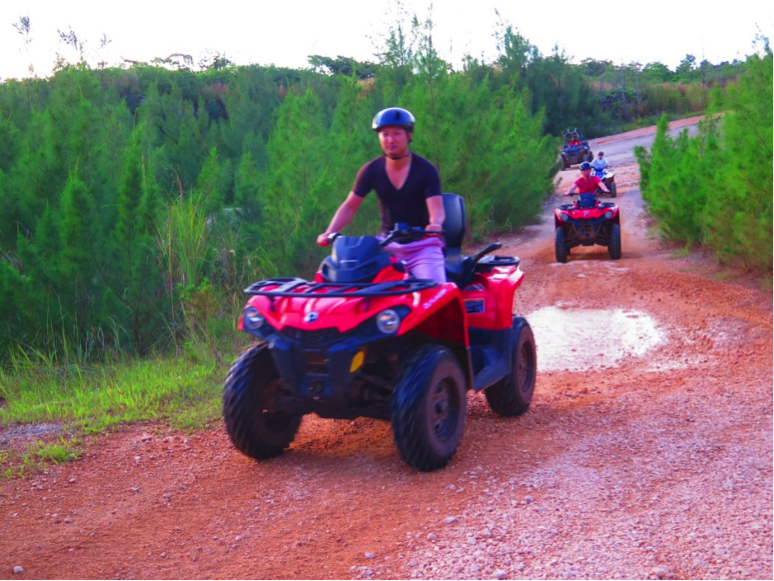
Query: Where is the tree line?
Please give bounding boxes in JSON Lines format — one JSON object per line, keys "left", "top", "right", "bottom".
{"left": 635, "top": 48, "right": 772, "bottom": 272}
{"left": 0, "top": 17, "right": 562, "bottom": 361}
{"left": 0, "top": 12, "right": 762, "bottom": 362}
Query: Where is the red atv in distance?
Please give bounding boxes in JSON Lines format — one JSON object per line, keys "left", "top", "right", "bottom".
{"left": 223, "top": 194, "right": 537, "bottom": 472}
{"left": 554, "top": 193, "right": 622, "bottom": 263}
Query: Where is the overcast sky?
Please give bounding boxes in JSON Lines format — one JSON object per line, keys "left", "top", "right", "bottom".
{"left": 2, "top": 0, "right": 772, "bottom": 80}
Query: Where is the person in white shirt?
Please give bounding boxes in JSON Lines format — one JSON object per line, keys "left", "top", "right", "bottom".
{"left": 590, "top": 151, "right": 609, "bottom": 172}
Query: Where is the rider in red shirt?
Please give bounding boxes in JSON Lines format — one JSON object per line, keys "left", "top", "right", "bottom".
{"left": 566, "top": 162, "right": 610, "bottom": 196}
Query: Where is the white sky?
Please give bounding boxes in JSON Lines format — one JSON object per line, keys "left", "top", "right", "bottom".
{"left": 1, "top": 0, "right": 772, "bottom": 80}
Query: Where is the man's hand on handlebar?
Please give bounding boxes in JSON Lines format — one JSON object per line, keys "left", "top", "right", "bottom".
{"left": 316, "top": 232, "right": 339, "bottom": 247}
{"left": 425, "top": 223, "right": 443, "bottom": 235}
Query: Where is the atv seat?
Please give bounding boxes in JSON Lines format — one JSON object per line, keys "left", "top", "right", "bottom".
{"left": 442, "top": 193, "right": 476, "bottom": 287}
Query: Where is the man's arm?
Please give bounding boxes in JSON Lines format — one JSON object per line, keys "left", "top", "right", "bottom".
{"left": 566, "top": 184, "right": 578, "bottom": 196}
{"left": 316, "top": 192, "right": 364, "bottom": 245}
{"left": 426, "top": 195, "right": 445, "bottom": 232}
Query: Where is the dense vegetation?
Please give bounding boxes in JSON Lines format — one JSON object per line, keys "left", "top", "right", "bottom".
{"left": 0, "top": 12, "right": 760, "bottom": 364}
{"left": 635, "top": 48, "right": 772, "bottom": 271}
{"left": 578, "top": 53, "right": 744, "bottom": 128}
{"left": 0, "top": 19, "right": 565, "bottom": 362}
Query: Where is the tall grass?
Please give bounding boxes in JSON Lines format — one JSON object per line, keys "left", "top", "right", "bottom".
{"left": 0, "top": 356, "right": 224, "bottom": 433}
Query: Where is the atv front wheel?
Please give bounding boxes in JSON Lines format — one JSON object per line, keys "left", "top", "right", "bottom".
{"left": 555, "top": 227, "right": 568, "bottom": 263}
{"left": 485, "top": 317, "right": 536, "bottom": 416}
{"left": 609, "top": 182, "right": 617, "bottom": 197}
{"left": 609, "top": 223, "right": 622, "bottom": 260}
{"left": 391, "top": 345, "right": 467, "bottom": 471}
{"left": 587, "top": 151, "right": 594, "bottom": 162}
{"left": 223, "top": 344, "right": 302, "bottom": 459}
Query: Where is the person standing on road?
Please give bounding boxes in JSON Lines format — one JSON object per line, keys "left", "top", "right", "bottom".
{"left": 316, "top": 107, "right": 447, "bottom": 283}
{"left": 590, "top": 151, "right": 609, "bottom": 172}
{"left": 566, "top": 161, "right": 610, "bottom": 204}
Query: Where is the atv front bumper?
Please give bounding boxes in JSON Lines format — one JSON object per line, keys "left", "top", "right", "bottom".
{"left": 243, "top": 320, "right": 401, "bottom": 419}
{"left": 264, "top": 329, "right": 363, "bottom": 398}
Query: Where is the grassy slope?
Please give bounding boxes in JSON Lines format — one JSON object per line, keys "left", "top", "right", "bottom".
{"left": 0, "top": 354, "right": 227, "bottom": 476}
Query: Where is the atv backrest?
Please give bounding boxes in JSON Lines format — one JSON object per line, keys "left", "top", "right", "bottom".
{"left": 442, "top": 193, "right": 466, "bottom": 250}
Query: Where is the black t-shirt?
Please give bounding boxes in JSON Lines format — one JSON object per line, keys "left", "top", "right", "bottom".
{"left": 352, "top": 154, "right": 442, "bottom": 234}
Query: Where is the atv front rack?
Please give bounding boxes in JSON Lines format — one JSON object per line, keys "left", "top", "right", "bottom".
{"left": 245, "top": 277, "right": 438, "bottom": 298}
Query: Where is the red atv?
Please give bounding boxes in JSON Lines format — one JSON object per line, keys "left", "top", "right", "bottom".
{"left": 223, "top": 194, "right": 536, "bottom": 471}
{"left": 554, "top": 193, "right": 622, "bottom": 263}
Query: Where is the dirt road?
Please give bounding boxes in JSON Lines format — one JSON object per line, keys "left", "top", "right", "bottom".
{"left": 1, "top": 119, "right": 771, "bottom": 580}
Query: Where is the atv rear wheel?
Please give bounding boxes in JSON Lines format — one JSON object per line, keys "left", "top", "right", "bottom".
{"left": 485, "top": 317, "right": 536, "bottom": 416}
{"left": 609, "top": 223, "right": 622, "bottom": 260}
{"left": 223, "top": 344, "right": 302, "bottom": 459}
{"left": 587, "top": 151, "right": 594, "bottom": 162}
{"left": 609, "top": 182, "right": 617, "bottom": 197}
{"left": 555, "top": 227, "right": 568, "bottom": 263}
{"left": 391, "top": 345, "right": 466, "bottom": 472}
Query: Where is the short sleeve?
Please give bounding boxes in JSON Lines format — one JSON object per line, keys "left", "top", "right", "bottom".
{"left": 352, "top": 161, "right": 375, "bottom": 198}
{"left": 423, "top": 161, "right": 442, "bottom": 199}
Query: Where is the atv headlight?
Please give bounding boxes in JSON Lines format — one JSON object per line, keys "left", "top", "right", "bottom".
{"left": 244, "top": 306, "right": 265, "bottom": 330}
{"left": 376, "top": 309, "right": 401, "bottom": 334}
{"left": 604, "top": 211, "right": 613, "bottom": 219}
{"left": 560, "top": 212, "right": 570, "bottom": 222}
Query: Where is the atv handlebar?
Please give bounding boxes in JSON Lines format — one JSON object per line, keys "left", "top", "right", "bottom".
{"left": 318, "top": 232, "right": 342, "bottom": 247}
{"left": 318, "top": 226, "right": 444, "bottom": 248}
{"left": 380, "top": 224, "right": 444, "bottom": 247}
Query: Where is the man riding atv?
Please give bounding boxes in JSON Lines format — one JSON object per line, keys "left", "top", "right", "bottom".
{"left": 224, "top": 108, "right": 537, "bottom": 472}
{"left": 317, "top": 107, "right": 447, "bottom": 283}
{"left": 566, "top": 161, "right": 610, "bottom": 205}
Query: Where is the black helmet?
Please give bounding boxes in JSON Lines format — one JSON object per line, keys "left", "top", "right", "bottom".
{"left": 580, "top": 162, "right": 592, "bottom": 170}
{"left": 598, "top": 151, "right": 604, "bottom": 156}
{"left": 372, "top": 108, "right": 415, "bottom": 133}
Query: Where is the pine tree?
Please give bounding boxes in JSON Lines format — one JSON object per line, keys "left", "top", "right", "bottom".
{"left": 260, "top": 89, "right": 327, "bottom": 267}
{"left": 59, "top": 167, "right": 100, "bottom": 337}
{"left": 108, "top": 127, "right": 164, "bottom": 353}
{"left": 704, "top": 52, "right": 773, "bottom": 269}
{"left": 326, "top": 75, "right": 380, "bottom": 235}
{"left": 234, "top": 150, "right": 263, "bottom": 224}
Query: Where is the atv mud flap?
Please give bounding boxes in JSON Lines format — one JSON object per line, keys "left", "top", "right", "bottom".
{"left": 468, "top": 325, "right": 513, "bottom": 391}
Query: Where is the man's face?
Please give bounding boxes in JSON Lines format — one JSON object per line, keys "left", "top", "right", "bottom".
{"left": 379, "top": 126, "right": 410, "bottom": 157}
{"left": 581, "top": 168, "right": 592, "bottom": 178}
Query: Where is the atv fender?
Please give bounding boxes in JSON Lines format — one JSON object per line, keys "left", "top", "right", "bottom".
{"left": 466, "top": 267, "right": 524, "bottom": 332}
{"left": 400, "top": 284, "right": 472, "bottom": 388}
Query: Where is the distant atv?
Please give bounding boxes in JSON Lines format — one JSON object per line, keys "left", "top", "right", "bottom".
{"left": 554, "top": 194, "right": 622, "bottom": 262}
{"left": 592, "top": 168, "right": 617, "bottom": 197}
{"left": 561, "top": 128, "right": 593, "bottom": 169}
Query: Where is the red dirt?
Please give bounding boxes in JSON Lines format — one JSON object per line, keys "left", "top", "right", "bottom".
{"left": 1, "top": 122, "right": 771, "bottom": 580}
